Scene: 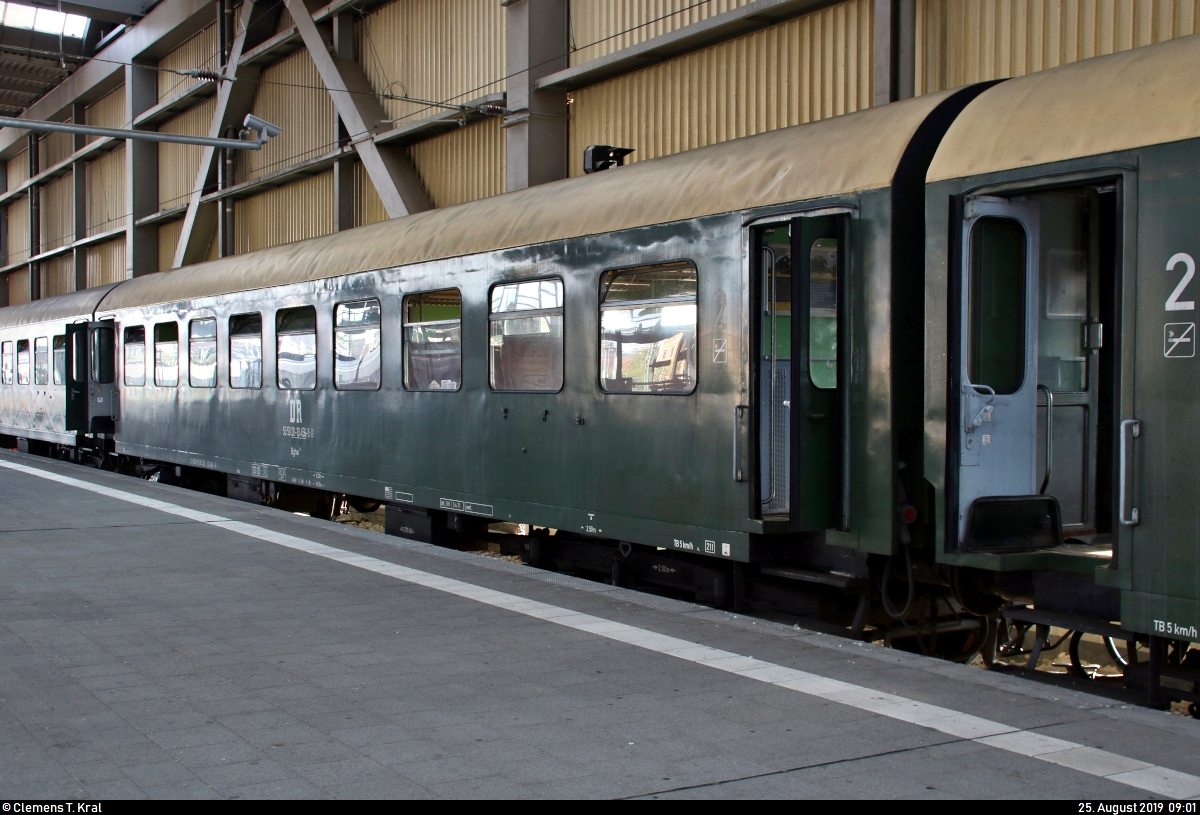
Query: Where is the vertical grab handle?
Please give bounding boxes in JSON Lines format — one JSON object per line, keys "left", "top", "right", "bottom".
{"left": 733, "top": 405, "right": 747, "bottom": 482}
{"left": 1119, "top": 418, "right": 1140, "bottom": 526}
{"left": 1037, "top": 385, "right": 1053, "bottom": 495}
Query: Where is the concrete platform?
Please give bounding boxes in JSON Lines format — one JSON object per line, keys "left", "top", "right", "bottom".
{"left": 2, "top": 450, "right": 1199, "bottom": 800}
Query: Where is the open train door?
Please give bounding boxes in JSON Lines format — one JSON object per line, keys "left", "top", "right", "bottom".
{"left": 66, "top": 321, "right": 117, "bottom": 434}
{"left": 752, "top": 213, "right": 847, "bottom": 530}
{"left": 953, "top": 196, "right": 1059, "bottom": 549}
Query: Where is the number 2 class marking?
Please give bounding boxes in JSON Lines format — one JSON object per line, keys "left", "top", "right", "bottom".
{"left": 1165, "top": 252, "right": 1196, "bottom": 311}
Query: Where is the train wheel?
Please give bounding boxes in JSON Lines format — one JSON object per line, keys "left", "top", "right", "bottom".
{"left": 1068, "top": 631, "right": 1134, "bottom": 679}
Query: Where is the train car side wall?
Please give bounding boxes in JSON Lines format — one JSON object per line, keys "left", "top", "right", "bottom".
{"left": 0, "top": 319, "right": 75, "bottom": 445}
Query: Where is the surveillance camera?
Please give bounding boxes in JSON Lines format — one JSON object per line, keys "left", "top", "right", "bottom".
{"left": 242, "top": 114, "right": 282, "bottom": 144}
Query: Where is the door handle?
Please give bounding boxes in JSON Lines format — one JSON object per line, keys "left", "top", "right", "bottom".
{"left": 733, "top": 405, "right": 747, "bottom": 482}
{"left": 1037, "top": 385, "right": 1052, "bottom": 495}
{"left": 1119, "top": 418, "right": 1140, "bottom": 526}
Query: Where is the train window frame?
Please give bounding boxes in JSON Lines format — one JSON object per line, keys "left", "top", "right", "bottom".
{"left": 598, "top": 260, "right": 699, "bottom": 395}
{"left": 403, "top": 289, "right": 462, "bottom": 392}
{"left": 52, "top": 335, "right": 66, "bottom": 385}
{"left": 488, "top": 277, "right": 565, "bottom": 393}
{"left": 276, "top": 306, "right": 317, "bottom": 391}
{"left": 90, "top": 327, "right": 115, "bottom": 384}
{"left": 33, "top": 337, "right": 49, "bottom": 385}
{"left": 967, "top": 216, "right": 1028, "bottom": 395}
{"left": 16, "top": 339, "right": 29, "bottom": 385}
{"left": 229, "top": 313, "right": 263, "bottom": 390}
{"left": 153, "top": 322, "right": 179, "bottom": 388}
{"left": 123, "top": 326, "right": 146, "bottom": 387}
{"left": 1, "top": 340, "right": 11, "bottom": 385}
{"left": 188, "top": 318, "right": 217, "bottom": 389}
{"left": 334, "top": 299, "right": 382, "bottom": 391}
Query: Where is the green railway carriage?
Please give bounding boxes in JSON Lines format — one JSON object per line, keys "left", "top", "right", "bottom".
{"left": 922, "top": 35, "right": 1200, "bottom": 661}
{"left": 5, "top": 32, "right": 1200, "bottom": 702}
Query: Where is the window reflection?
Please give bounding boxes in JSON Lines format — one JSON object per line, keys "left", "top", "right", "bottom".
{"left": 229, "top": 314, "right": 262, "bottom": 389}
{"left": 16, "top": 339, "right": 29, "bottom": 385}
{"left": 123, "top": 327, "right": 145, "bottom": 386}
{"left": 154, "top": 323, "right": 178, "bottom": 387}
{"left": 600, "top": 262, "right": 697, "bottom": 394}
{"left": 277, "top": 307, "right": 316, "bottom": 390}
{"left": 52, "top": 336, "right": 65, "bottom": 386}
{"left": 809, "top": 239, "right": 838, "bottom": 390}
{"left": 1, "top": 341, "right": 11, "bottom": 385}
{"left": 189, "top": 319, "right": 216, "bottom": 388}
{"left": 33, "top": 337, "right": 48, "bottom": 385}
{"left": 404, "top": 290, "right": 461, "bottom": 391}
{"left": 335, "top": 300, "right": 381, "bottom": 390}
{"left": 489, "top": 279, "right": 563, "bottom": 392}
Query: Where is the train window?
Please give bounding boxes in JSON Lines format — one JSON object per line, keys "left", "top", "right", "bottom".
{"left": 277, "top": 306, "right": 316, "bottom": 390}
{"left": 123, "top": 327, "right": 145, "bottom": 387}
{"left": 968, "top": 217, "right": 1027, "bottom": 395}
{"left": 16, "top": 340, "right": 29, "bottom": 384}
{"left": 52, "top": 336, "right": 65, "bottom": 385}
{"left": 1, "top": 341, "right": 11, "bottom": 384}
{"left": 91, "top": 326, "right": 115, "bottom": 384}
{"left": 808, "top": 239, "right": 838, "bottom": 390}
{"left": 334, "top": 300, "right": 381, "bottom": 391}
{"left": 489, "top": 279, "right": 563, "bottom": 392}
{"left": 33, "top": 337, "right": 49, "bottom": 385}
{"left": 153, "top": 323, "right": 179, "bottom": 387}
{"left": 189, "top": 319, "right": 217, "bottom": 388}
{"left": 403, "top": 290, "right": 461, "bottom": 391}
{"left": 229, "top": 314, "right": 262, "bottom": 389}
{"left": 599, "top": 262, "right": 697, "bottom": 394}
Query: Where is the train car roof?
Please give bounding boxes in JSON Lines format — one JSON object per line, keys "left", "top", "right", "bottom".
{"left": 0, "top": 283, "right": 119, "bottom": 329}
{"left": 96, "top": 88, "right": 956, "bottom": 312}
{"left": 928, "top": 33, "right": 1200, "bottom": 183}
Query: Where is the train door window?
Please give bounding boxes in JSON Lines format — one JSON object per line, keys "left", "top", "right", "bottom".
{"left": 599, "top": 262, "right": 697, "bottom": 394}
{"left": 489, "top": 278, "right": 564, "bottom": 392}
{"left": 52, "top": 336, "right": 65, "bottom": 385}
{"left": 33, "top": 337, "right": 49, "bottom": 385}
{"left": 334, "top": 300, "right": 381, "bottom": 390}
{"left": 403, "top": 290, "right": 461, "bottom": 391}
{"left": 968, "top": 217, "right": 1027, "bottom": 394}
{"left": 123, "top": 327, "right": 145, "bottom": 386}
{"left": 277, "top": 306, "right": 316, "bottom": 390}
{"left": 91, "top": 326, "right": 115, "bottom": 384}
{"left": 808, "top": 239, "right": 838, "bottom": 389}
{"left": 189, "top": 319, "right": 217, "bottom": 388}
{"left": 153, "top": 322, "right": 179, "bottom": 387}
{"left": 1, "top": 341, "right": 11, "bottom": 384}
{"left": 229, "top": 314, "right": 262, "bottom": 389}
{"left": 16, "top": 340, "right": 29, "bottom": 384}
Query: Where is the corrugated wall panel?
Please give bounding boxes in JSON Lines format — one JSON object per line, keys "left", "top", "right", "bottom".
{"left": 158, "top": 218, "right": 183, "bottom": 271}
{"left": 158, "top": 97, "right": 216, "bottom": 211}
{"left": 234, "top": 170, "right": 334, "bottom": 254}
{"left": 569, "top": 0, "right": 756, "bottom": 65}
{"left": 7, "top": 268, "right": 29, "bottom": 305}
{"left": 238, "top": 50, "right": 335, "bottom": 182}
{"left": 569, "top": 0, "right": 873, "bottom": 176}
{"left": 356, "top": 0, "right": 504, "bottom": 123}
{"left": 40, "top": 173, "right": 74, "bottom": 252}
{"left": 7, "top": 149, "right": 28, "bottom": 190}
{"left": 38, "top": 131, "right": 74, "bottom": 169}
{"left": 158, "top": 23, "right": 220, "bottom": 100}
{"left": 41, "top": 254, "right": 74, "bottom": 297}
{"left": 354, "top": 161, "right": 387, "bottom": 227}
{"left": 6, "top": 197, "right": 30, "bottom": 264}
{"left": 86, "top": 146, "right": 126, "bottom": 236}
{"left": 915, "top": 0, "right": 1200, "bottom": 94}
{"left": 85, "top": 87, "right": 126, "bottom": 143}
{"left": 406, "top": 116, "right": 504, "bottom": 208}
{"left": 86, "top": 239, "right": 126, "bottom": 287}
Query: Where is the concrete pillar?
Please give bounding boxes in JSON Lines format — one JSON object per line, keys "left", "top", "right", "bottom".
{"left": 72, "top": 102, "right": 87, "bottom": 291}
{"left": 27, "top": 134, "right": 39, "bottom": 300}
{"left": 503, "top": 0, "right": 569, "bottom": 191}
{"left": 873, "top": 0, "right": 915, "bottom": 106}
{"left": 126, "top": 61, "right": 159, "bottom": 277}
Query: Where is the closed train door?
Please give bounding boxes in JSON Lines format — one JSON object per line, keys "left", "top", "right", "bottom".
{"left": 955, "top": 188, "right": 1118, "bottom": 551}
{"left": 753, "top": 214, "right": 845, "bottom": 529}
